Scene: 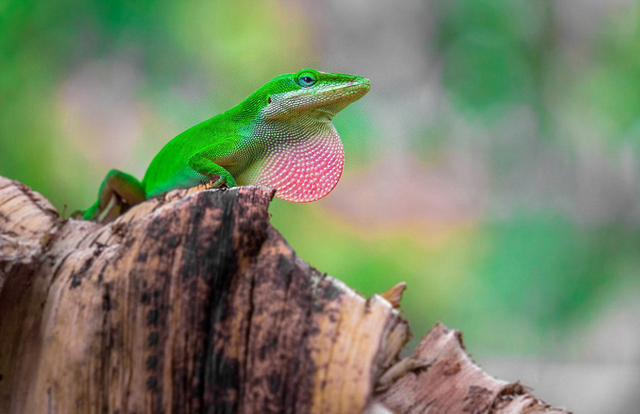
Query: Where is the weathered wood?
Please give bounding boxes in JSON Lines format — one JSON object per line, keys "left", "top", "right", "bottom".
{"left": 376, "top": 323, "right": 570, "bottom": 414}
{"left": 0, "top": 176, "right": 571, "bottom": 414}
{"left": 0, "top": 179, "right": 59, "bottom": 290}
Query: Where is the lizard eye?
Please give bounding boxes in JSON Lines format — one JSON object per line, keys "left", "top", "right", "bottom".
{"left": 297, "top": 73, "right": 317, "bottom": 87}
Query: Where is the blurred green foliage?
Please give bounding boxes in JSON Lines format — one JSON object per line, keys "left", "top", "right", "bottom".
{"left": 439, "top": 0, "right": 547, "bottom": 115}
{"left": 2, "top": 0, "right": 639, "bottom": 358}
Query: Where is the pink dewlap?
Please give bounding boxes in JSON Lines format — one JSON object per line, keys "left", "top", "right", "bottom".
{"left": 253, "top": 132, "right": 344, "bottom": 203}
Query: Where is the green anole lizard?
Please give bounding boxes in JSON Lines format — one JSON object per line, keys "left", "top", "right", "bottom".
{"left": 81, "top": 69, "right": 370, "bottom": 223}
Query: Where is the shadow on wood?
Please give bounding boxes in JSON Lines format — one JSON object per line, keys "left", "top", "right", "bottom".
{"left": 0, "top": 177, "right": 571, "bottom": 414}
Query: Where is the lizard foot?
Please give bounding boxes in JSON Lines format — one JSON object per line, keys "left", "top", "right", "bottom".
{"left": 211, "top": 176, "right": 229, "bottom": 188}
{"left": 209, "top": 173, "right": 236, "bottom": 189}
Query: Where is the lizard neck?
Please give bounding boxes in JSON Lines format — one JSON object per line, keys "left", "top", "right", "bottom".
{"left": 234, "top": 117, "right": 344, "bottom": 203}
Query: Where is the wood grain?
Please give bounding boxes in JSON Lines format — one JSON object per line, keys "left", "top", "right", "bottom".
{"left": 0, "top": 177, "right": 571, "bottom": 414}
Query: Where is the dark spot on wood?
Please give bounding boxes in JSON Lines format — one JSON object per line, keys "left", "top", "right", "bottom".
{"left": 111, "top": 222, "right": 128, "bottom": 238}
{"left": 213, "top": 402, "right": 235, "bottom": 414}
{"left": 276, "top": 255, "right": 294, "bottom": 284}
{"left": 455, "top": 330, "right": 465, "bottom": 350}
{"left": 147, "top": 309, "right": 159, "bottom": 326}
{"left": 136, "top": 252, "right": 148, "bottom": 263}
{"left": 323, "top": 283, "right": 341, "bottom": 300}
{"left": 218, "top": 356, "right": 240, "bottom": 388}
{"left": 102, "top": 290, "right": 111, "bottom": 311}
{"left": 204, "top": 353, "right": 240, "bottom": 398}
{"left": 51, "top": 250, "right": 75, "bottom": 282}
{"left": 153, "top": 290, "right": 162, "bottom": 298}
{"left": 268, "top": 374, "right": 280, "bottom": 394}
{"left": 462, "top": 385, "right": 492, "bottom": 413}
{"left": 78, "top": 255, "right": 95, "bottom": 274}
{"left": 443, "top": 361, "right": 461, "bottom": 375}
{"left": 97, "top": 262, "right": 108, "bottom": 284}
{"left": 268, "top": 336, "right": 277, "bottom": 349}
{"left": 165, "top": 235, "right": 179, "bottom": 248}
{"left": 140, "top": 292, "right": 150, "bottom": 304}
{"left": 148, "top": 332, "right": 159, "bottom": 346}
{"left": 123, "top": 237, "right": 135, "bottom": 249}
{"left": 71, "top": 252, "right": 96, "bottom": 289}
{"left": 70, "top": 274, "right": 82, "bottom": 288}
{"left": 146, "top": 355, "right": 157, "bottom": 370}
{"left": 146, "top": 376, "right": 158, "bottom": 392}
{"left": 147, "top": 217, "right": 169, "bottom": 239}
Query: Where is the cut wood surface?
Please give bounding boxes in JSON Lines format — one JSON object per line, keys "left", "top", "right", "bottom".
{"left": 0, "top": 176, "right": 571, "bottom": 414}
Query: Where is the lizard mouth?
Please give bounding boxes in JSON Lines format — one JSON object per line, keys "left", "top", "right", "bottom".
{"left": 318, "top": 79, "right": 371, "bottom": 98}
{"left": 261, "top": 77, "right": 370, "bottom": 122}
{"left": 295, "top": 79, "right": 370, "bottom": 116}
{"left": 275, "top": 78, "right": 370, "bottom": 109}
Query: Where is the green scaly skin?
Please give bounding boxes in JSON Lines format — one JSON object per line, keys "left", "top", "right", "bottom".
{"left": 82, "top": 69, "right": 370, "bottom": 223}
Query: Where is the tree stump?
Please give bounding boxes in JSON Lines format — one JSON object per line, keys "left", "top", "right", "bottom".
{"left": 0, "top": 176, "right": 571, "bottom": 414}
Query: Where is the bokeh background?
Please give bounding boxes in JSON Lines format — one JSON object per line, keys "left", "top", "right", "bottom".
{"left": 2, "top": 0, "right": 640, "bottom": 412}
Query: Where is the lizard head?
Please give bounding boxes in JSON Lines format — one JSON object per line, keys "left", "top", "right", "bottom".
{"left": 237, "top": 69, "right": 370, "bottom": 203}
{"left": 256, "top": 69, "right": 370, "bottom": 121}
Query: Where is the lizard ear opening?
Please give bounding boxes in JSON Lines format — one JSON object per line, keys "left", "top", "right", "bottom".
{"left": 268, "top": 96, "right": 272, "bottom": 104}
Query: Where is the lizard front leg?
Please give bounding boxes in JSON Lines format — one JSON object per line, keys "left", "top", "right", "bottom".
{"left": 188, "top": 148, "right": 237, "bottom": 188}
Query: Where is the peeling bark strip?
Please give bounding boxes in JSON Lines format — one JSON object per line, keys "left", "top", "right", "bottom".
{"left": 0, "top": 177, "right": 571, "bottom": 414}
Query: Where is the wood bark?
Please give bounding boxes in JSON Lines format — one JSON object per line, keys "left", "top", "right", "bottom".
{"left": 0, "top": 176, "right": 571, "bottom": 414}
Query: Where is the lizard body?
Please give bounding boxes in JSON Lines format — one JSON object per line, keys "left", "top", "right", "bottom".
{"left": 82, "top": 69, "right": 370, "bottom": 222}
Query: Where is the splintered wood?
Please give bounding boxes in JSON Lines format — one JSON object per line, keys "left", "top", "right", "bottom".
{"left": 0, "top": 176, "right": 571, "bottom": 414}
{"left": 377, "top": 324, "right": 570, "bottom": 414}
